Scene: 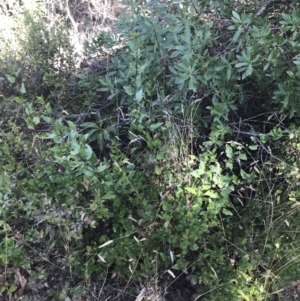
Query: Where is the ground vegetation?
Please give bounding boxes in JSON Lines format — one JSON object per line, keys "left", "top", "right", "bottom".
{"left": 1, "top": 0, "right": 300, "bottom": 300}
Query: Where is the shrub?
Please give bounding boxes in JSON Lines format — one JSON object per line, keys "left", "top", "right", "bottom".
{"left": 1, "top": 0, "right": 300, "bottom": 300}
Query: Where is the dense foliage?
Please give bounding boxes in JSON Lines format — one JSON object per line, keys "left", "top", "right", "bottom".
{"left": 1, "top": 0, "right": 300, "bottom": 300}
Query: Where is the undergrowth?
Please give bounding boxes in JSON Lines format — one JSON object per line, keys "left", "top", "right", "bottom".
{"left": 1, "top": 0, "right": 300, "bottom": 300}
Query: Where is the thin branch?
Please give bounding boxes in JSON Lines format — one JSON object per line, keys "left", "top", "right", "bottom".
{"left": 255, "top": 0, "right": 276, "bottom": 17}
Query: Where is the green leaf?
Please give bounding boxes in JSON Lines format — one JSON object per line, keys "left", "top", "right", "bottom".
{"left": 36, "top": 96, "right": 45, "bottom": 104}
{"left": 240, "top": 169, "right": 252, "bottom": 180}
{"left": 227, "top": 25, "right": 236, "bottom": 30}
{"left": 214, "top": 65, "right": 226, "bottom": 71}
{"left": 225, "top": 144, "right": 233, "bottom": 159}
{"left": 123, "top": 85, "right": 134, "bottom": 95}
{"left": 188, "top": 77, "right": 195, "bottom": 91}
{"left": 135, "top": 88, "right": 143, "bottom": 102}
{"left": 43, "top": 133, "right": 55, "bottom": 140}
{"left": 41, "top": 115, "right": 52, "bottom": 123}
{"left": 150, "top": 122, "right": 163, "bottom": 131}
{"left": 80, "top": 122, "right": 99, "bottom": 129}
{"left": 203, "top": 191, "right": 218, "bottom": 198}
{"left": 226, "top": 67, "right": 232, "bottom": 80}
{"left": 169, "top": 66, "right": 177, "bottom": 74}
{"left": 190, "top": 168, "right": 204, "bottom": 178}
{"left": 185, "top": 186, "right": 197, "bottom": 195}
{"left": 233, "top": 30, "right": 242, "bottom": 41}
{"left": 155, "top": 165, "right": 162, "bottom": 175}
{"left": 82, "top": 167, "right": 94, "bottom": 177}
{"left": 1, "top": 254, "right": 9, "bottom": 264}
{"left": 96, "top": 165, "right": 107, "bottom": 173}
{"left": 286, "top": 70, "right": 295, "bottom": 78}
{"left": 102, "top": 193, "right": 116, "bottom": 200}
{"left": 70, "top": 144, "right": 80, "bottom": 155}
{"left": 33, "top": 116, "right": 40, "bottom": 125}
{"left": 222, "top": 208, "right": 233, "bottom": 216}
{"left": 237, "top": 289, "right": 250, "bottom": 301}
{"left": 7, "top": 284, "right": 18, "bottom": 294}
{"left": 239, "top": 153, "right": 247, "bottom": 160}
{"left": 156, "top": 152, "right": 165, "bottom": 160}
{"left": 263, "top": 63, "right": 270, "bottom": 71}
{"left": 84, "top": 144, "right": 93, "bottom": 160}
{"left": 5, "top": 74, "right": 15, "bottom": 83}
{"left": 25, "top": 117, "right": 35, "bottom": 130}
{"left": 89, "top": 151, "right": 98, "bottom": 164}
{"left": 14, "top": 96, "right": 26, "bottom": 104}
{"left": 232, "top": 11, "right": 241, "bottom": 22}
{"left": 127, "top": 41, "right": 136, "bottom": 52}
{"left": 20, "top": 81, "right": 26, "bottom": 94}
{"left": 249, "top": 145, "right": 258, "bottom": 150}
{"left": 189, "top": 243, "right": 199, "bottom": 251}
{"left": 235, "top": 62, "right": 248, "bottom": 68}
{"left": 245, "top": 65, "right": 253, "bottom": 76}
{"left": 3, "top": 164, "right": 15, "bottom": 171}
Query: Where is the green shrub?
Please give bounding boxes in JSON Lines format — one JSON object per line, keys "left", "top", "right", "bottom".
{"left": 2, "top": 0, "right": 300, "bottom": 300}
